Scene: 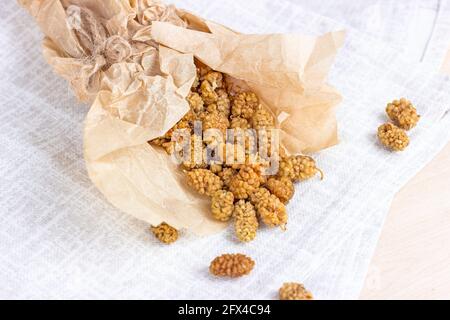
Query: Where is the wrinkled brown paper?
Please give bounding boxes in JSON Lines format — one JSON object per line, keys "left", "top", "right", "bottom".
{"left": 19, "top": 0, "right": 345, "bottom": 235}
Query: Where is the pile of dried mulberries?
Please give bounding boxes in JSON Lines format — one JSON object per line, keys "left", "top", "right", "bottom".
{"left": 149, "top": 64, "right": 323, "bottom": 244}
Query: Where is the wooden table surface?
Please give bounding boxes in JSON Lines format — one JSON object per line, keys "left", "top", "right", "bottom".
{"left": 360, "top": 142, "right": 450, "bottom": 300}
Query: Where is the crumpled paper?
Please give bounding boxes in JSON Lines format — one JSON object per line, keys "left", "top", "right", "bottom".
{"left": 151, "top": 21, "right": 345, "bottom": 154}
{"left": 20, "top": 0, "right": 186, "bottom": 103}
{"left": 19, "top": 0, "right": 344, "bottom": 235}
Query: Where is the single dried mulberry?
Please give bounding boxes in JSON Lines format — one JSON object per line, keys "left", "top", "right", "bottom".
{"left": 187, "top": 92, "right": 204, "bottom": 114}
{"left": 200, "top": 80, "right": 218, "bottom": 105}
{"left": 203, "top": 71, "right": 223, "bottom": 90}
{"left": 210, "top": 164, "right": 223, "bottom": 174}
{"left": 219, "top": 168, "right": 237, "bottom": 188}
{"left": 186, "top": 169, "right": 223, "bottom": 196}
{"left": 229, "top": 166, "right": 264, "bottom": 200}
{"left": 151, "top": 223, "right": 179, "bottom": 245}
{"left": 278, "top": 156, "right": 323, "bottom": 182}
{"left": 223, "top": 142, "right": 247, "bottom": 167}
{"left": 231, "top": 92, "right": 259, "bottom": 119}
{"left": 207, "top": 91, "right": 231, "bottom": 118}
{"left": 251, "top": 106, "right": 275, "bottom": 129}
{"left": 216, "top": 89, "right": 231, "bottom": 117}
{"left": 378, "top": 123, "right": 410, "bottom": 151}
{"left": 279, "top": 283, "right": 313, "bottom": 300}
{"left": 234, "top": 200, "right": 259, "bottom": 243}
{"left": 180, "top": 134, "right": 207, "bottom": 169}
{"left": 201, "top": 111, "right": 230, "bottom": 135}
{"left": 250, "top": 188, "right": 287, "bottom": 228}
{"left": 209, "top": 254, "right": 255, "bottom": 278}
{"left": 265, "top": 177, "right": 295, "bottom": 204}
{"left": 211, "top": 190, "right": 234, "bottom": 222}
{"left": 257, "top": 130, "right": 286, "bottom": 161}
{"left": 230, "top": 117, "right": 250, "bottom": 129}
{"left": 386, "top": 98, "right": 420, "bottom": 130}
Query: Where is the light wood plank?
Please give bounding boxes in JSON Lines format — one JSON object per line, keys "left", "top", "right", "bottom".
{"left": 360, "top": 142, "right": 450, "bottom": 299}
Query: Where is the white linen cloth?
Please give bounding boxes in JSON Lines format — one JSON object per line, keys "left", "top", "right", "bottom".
{"left": 422, "top": 1, "right": 450, "bottom": 73}
{"left": 284, "top": 0, "right": 450, "bottom": 298}
{"left": 287, "top": 0, "right": 422, "bottom": 54}
{"left": 0, "top": 0, "right": 449, "bottom": 299}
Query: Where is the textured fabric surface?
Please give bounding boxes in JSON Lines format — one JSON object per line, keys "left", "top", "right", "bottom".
{"left": 1, "top": 0, "right": 449, "bottom": 299}
{"left": 286, "top": 0, "right": 421, "bottom": 53}
{"left": 424, "top": 1, "right": 450, "bottom": 73}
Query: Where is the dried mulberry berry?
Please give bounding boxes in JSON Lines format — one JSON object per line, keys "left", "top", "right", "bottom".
{"left": 151, "top": 223, "right": 178, "bottom": 245}
{"left": 209, "top": 254, "right": 255, "bottom": 278}
{"left": 279, "top": 283, "right": 313, "bottom": 300}
{"left": 207, "top": 91, "right": 231, "bottom": 118}
{"left": 216, "top": 89, "right": 231, "bottom": 117}
{"left": 250, "top": 188, "right": 287, "bottom": 228}
{"left": 278, "top": 156, "right": 323, "bottom": 182}
{"left": 231, "top": 92, "right": 259, "bottom": 119}
{"left": 200, "top": 80, "right": 218, "bottom": 105}
{"left": 223, "top": 142, "right": 247, "bottom": 167}
{"left": 265, "top": 177, "right": 295, "bottom": 204}
{"left": 187, "top": 92, "right": 204, "bottom": 114}
{"left": 150, "top": 137, "right": 168, "bottom": 147}
{"left": 219, "top": 168, "right": 237, "bottom": 188}
{"left": 225, "top": 143, "right": 270, "bottom": 174}
{"left": 186, "top": 169, "right": 223, "bottom": 196}
{"left": 201, "top": 111, "right": 230, "bottom": 135}
{"left": 180, "top": 134, "right": 207, "bottom": 169}
{"left": 234, "top": 200, "right": 259, "bottom": 243}
{"left": 230, "top": 117, "right": 250, "bottom": 129}
{"left": 165, "top": 111, "right": 195, "bottom": 140}
{"left": 203, "top": 71, "right": 223, "bottom": 90}
{"left": 233, "top": 153, "right": 270, "bottom": 175}
{"left": 210, "top": 164, "right": 223, "bottom": 174}
{"left": 182, "top": 110, "right": 198, "bottom": 124}
{"left": 386, "top": 98, "right": 420, "bottom": 130}
{"left": 211, "top": 190, "right": 234, "bottom": 222}
{"left": 229, "top": 166, "right": 264, "bottom": 200}
{"left": 162, "top": 141, "right": 176, "bottom": 155}
{"left": 257, "top": 130, "right": 286, "bottom": 159}
{"left": 251, "top": 106, "right": 275, "bottom": 129}
{"left": 378, "top": 123, "right": 410, "bottom": 151}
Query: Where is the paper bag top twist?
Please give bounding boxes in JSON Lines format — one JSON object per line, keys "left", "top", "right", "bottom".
{"left": 19, "top": 0, "right": 345, "bottom": 235}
